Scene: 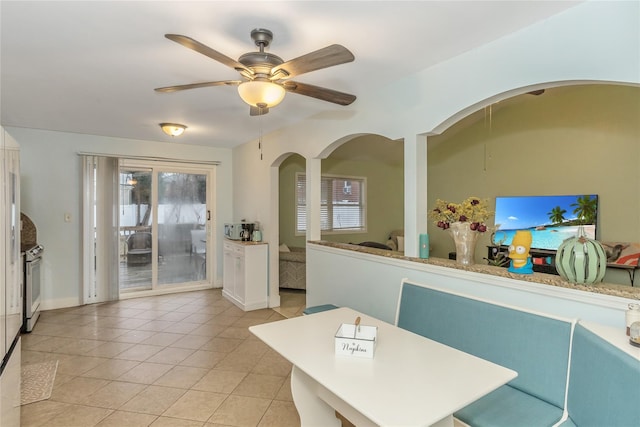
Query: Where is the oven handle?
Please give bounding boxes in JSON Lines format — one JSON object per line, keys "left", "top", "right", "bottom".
{"left": 26, "top": 255, "right": 43, "bottom": 266}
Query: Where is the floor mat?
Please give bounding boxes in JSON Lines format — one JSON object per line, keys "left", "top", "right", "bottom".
{"left": 21, "top": 360, "right": 58, "bottom": 405}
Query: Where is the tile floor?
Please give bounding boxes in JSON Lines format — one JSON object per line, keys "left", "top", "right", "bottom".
{"left": 20, "top": 289, "right": 308, "bottom": 427}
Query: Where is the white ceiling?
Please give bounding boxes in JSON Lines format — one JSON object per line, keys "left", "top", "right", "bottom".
{"left": 0, "top": 1, "right": 579, "bottom": 149}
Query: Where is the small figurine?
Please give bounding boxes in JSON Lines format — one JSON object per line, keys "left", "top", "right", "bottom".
{"left": 508, "top": 230, "right": 533, "bottom": 274}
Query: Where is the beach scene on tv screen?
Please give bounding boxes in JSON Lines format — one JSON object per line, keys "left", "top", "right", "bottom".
{"left": 493, "top": 195, "right": 597, "bottom": 251}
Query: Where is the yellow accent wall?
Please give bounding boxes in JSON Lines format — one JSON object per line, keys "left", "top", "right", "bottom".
{"left": 427, "top": 84, "right": 640, "bottom": 285}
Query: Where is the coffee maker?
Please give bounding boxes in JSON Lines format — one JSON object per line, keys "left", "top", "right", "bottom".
{"left": 239, "top": 223, "right": 255, "bottom": 241}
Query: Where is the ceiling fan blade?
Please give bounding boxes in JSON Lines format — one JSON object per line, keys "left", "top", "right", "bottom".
{"left": 272, "top": 44, "right": 354, "bottom": 80}
{"left": 154, "top": 80, "right": 241, "bottom": 93}
{"left": 250, "top": 106, "right": 269, "bottom": 116}
{"left": 283, "top": 81, "right": 356, "bottom": 106}
{"left": 165, "top": 34, "right": 253, "bottom": 76}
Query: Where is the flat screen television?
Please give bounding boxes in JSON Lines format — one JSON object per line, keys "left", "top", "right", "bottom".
{"left": 493, "top": 194, "right": 598, "bottom": 251}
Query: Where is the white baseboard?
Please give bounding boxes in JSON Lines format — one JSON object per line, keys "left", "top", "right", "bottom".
{"left": 40, "top": 297, "right": 81, "bottom": 311}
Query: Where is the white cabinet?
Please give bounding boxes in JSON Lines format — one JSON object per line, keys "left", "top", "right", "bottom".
{"left": 223, "top": 240, "right": 268, "bottom": 311}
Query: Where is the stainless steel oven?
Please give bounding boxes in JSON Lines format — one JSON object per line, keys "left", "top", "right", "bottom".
{"left": 23, "top": 244, "right": 43, "bottom": 332}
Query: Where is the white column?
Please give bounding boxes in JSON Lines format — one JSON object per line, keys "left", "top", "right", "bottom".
{"left": 306, "top": 158, "right": 322, "bottom": 241}
{"left": 268, "top": 164, "right": 281, "bottom": 308}
{"left": 404, "top": 134, "right": 428, "bottom": 257}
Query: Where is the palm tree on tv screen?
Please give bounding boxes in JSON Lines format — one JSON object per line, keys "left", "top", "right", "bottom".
{"left": 547, "top": 206, "right": 567, "bottom": 225}
{"left": 571, "top": 195, "right": 597, "bottom": 225}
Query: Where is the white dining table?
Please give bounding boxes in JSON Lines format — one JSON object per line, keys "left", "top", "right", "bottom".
{"left": 249, "top": 307, "right": 517, "bottom": 427}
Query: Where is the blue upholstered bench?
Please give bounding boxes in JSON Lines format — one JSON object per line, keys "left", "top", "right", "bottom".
{"left": 395, "top": 280, "right": 575, "bottom": 427}
{"left": 303, "top": 304, "right": 339, "bottom": 315}
{"left": 558, "top": 323, "right": 640, "bottom": 427}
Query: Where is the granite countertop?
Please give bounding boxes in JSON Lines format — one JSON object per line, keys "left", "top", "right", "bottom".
{"left": 223, "top": 238, "right": 267, "bottom": 246}
{"left": 309, "top": 240, "right": 640, "bottom": 301}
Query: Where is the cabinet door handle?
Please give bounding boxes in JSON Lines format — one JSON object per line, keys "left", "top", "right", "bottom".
{"left": 207, "top": 210, "right": 211, "bottom": 221}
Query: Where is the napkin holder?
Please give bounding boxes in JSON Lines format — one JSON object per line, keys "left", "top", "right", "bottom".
{"left": 335, "top": 323, "right": 377, "bottom": 358}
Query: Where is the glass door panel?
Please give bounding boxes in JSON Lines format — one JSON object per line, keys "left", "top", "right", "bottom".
{"left": 119, "top": 169, "right": 153, "bottom": 293}
{"left": 157, "top": 172, "right": 207, "bottom": 286}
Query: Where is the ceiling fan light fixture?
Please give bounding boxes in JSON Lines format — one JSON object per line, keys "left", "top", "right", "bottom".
{"left": 159, "top": 123, "right": 187, "bottom": 137}
{"left": 237, "top": 80, "right": 286, "bottom": 108}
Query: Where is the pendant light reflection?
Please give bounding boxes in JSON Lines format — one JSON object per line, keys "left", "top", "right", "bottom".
{"left": 159, "top": 123, "right": 187, "bottom": 137}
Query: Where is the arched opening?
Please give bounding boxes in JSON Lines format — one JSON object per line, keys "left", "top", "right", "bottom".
{"left": 426, "top": 83, "right": 640, "bottom": 286}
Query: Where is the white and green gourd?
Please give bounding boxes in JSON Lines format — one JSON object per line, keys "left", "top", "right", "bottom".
{"left": 555, "top": 227, "right": 607, "bottom": 284}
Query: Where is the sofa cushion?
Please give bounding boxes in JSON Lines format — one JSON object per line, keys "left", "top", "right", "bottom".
{"left": 397, "top": 281, "right": 573, "bottom": 411}
{"left": 455, "top": 384, "right": 565, "bottom": 427}
{"left": 563, "top": 324, "right": 640, "bottom": 427}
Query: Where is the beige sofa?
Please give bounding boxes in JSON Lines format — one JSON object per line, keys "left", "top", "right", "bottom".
{"left": 279, "top": 246, "right": 306, "bottom": 290}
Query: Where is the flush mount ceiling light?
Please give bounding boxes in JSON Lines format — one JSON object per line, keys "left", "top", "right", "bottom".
{"left": 159, "top": 123, "right": 187, "bottom": 137}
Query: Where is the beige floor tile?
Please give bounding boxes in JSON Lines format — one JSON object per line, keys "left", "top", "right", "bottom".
{"left": 54, "top": 372, "right": 76, "bottom": 388}
{"left": 274, "top": 375, "right": 294, "bottom": 402}
{"left": 83, "top": 341, "right": 134, "bottom": 358}
{"left": 233, "top": 340, "right": 269, "bottom": 358}
{"left": 192, "top": 369, "right": 247, "bottom": 393}
{"left": 156, "top": 311, "right": 192, "bottom": 322}
{"left": 202, "top": 314, "right": 241, "bottom": 327}
{"left": 199, "top": 337, "right": 243, "bottom": 353}
{"left": 94, "top": 410, "right": 158, "bottom": 427}
{"left": 171, "top": 334, "right": 213, "bottom": 350}
{"left": 56, "top": 354, "right": 109, "bottom": 376}
{"left": 163, "top": 321, "right": 202, "bottom": 334}
{"left": 216, "top": 326, "right": 252, "bottom": 340}
{"left": 146, "top": 346, "right": 195, "bottom": 364}
{"left": 232, "top": 373, "right": 286, "bottom": 399}
{"left": 21, "top": 349, "right": 60, "bottom": 365}
{"left": 115, "top": 343, "right": 164, "bottom": 361}
{"left": 153, "top": 365, "right": 209, "bottom": 389}
{"left": 207, "top": 394, "right": 271, "bottom": 427}
{"left": 82, "top": 358, "right": 140, "bottom": 380}
{"left": 162, "top": 390, "right": 227, "bottom": 421}
{"left": 27, "top": 336, "right": 77, "bottom": 352}
{"left": 80, "top": 380, "right": 147, "bottom": 409}
{"left": 214, "top": 352, "right": 264, "bottom": 373}
{"left": 151, "top": 416, "right": 205, "bottom": 427}
{"left": 21, "top": 333, "right": 55, "bottom": 350}
{"left": 179, "top": 349, "right": 227, "bottom": 369}
{"left": 109, "top": 317, "right": 153, "bottom": 330}
{"left": 21, "top": 289, "right": 307, "bottom": 427}
{"left": 75, "top": 326, "right": 128, "bottom": 341}
{"left": 50, "top": 376, "right": 111, "bottom": 404}
{"left": 113, "top": 329, "right": 157, "bottom": 344}
{"left": 20, "top": 400, "right": 73, "bottom": 427}
{"left": 47, "top": 404, "right": 114, "bottom": 427}
{"left": 252, "top": 350, "right": 293, "bottom": 377}
{"left": 141, "top": 332, "right": 185, "bottom": 347}
{"left": 133, "top": 310, "right": 170, "bottom": 320}
{"left": 117, "top": 361, "right": 174, "bottom": 384}
{"left": 136, "top": 319, "right": 174, "bottom": 332}
{"left": 188, "top": 323, "right": 229, "bottom": 337}
{"left": 181, "top": 313, "right": 214, "bottom": 324}
{"left": 120, "top": 385, "right": 187, "bottom": 415}
{"left": 257, "top": 400, "right": 301, "bottom": 427}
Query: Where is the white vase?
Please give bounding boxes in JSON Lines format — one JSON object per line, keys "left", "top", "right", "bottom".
{"left": 448, "top": 221, "right": 480, "bottom": 266}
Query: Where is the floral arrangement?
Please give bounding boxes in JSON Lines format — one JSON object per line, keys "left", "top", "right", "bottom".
{"left": 429, "top": 196, "right": 493, "bottom": 232}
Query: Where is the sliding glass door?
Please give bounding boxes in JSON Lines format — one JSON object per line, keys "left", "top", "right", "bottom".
{"left": 119, "top": 161, "right": 212, "bottom": 295}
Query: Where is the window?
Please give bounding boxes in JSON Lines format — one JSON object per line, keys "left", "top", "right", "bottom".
{"left": 296, "top": 173, "right": 366, "bottom": 233}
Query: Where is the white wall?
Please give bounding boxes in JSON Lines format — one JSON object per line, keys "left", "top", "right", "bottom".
{"left": 9, "top": 127, "right": 233, "bottom": 310}
{"left": 230, "top": 1, "right": 639, "bottom": 304}
{"left": 307, "top": 243, "right": 634, "bottom": 329}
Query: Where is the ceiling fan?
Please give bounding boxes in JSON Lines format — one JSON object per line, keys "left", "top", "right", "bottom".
{"left": 155, "top": 28, "right": 357, "bottom": 116}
